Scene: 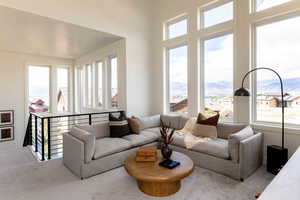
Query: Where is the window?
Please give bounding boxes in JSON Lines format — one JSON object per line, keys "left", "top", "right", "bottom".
{"left": 255, "top": 0, "right": 290, "bottom": 12}
{"left": 255, "top": 16, "right": 300, "bottom": 125}
{"left": 202, "top": 1, "right": 233, "bottom": 28}
{"left": 110, "top": 57, "right": 118, "bottom": 108}
{"left": 167, "top": 45, "right": 188, "bottom": 113}
{"left": 57, "top": 68, "right": 69, "bottom": 112}
{"left": 97, "top": 62, "right": 104, "bottom": 107}
{"left": 80, "top": 68, "right": 86, "bottom": 107}
{"left": 86, "top": 64, "right": 92, "bottom": 107}
{"left": 204, "top": 34, "right": 233, "bottom": 119}
{"left": 28, "top": 65, "right": 50, "bottom": 113}
{"left": 166, "top": 17, "right": 187, "bottom": 39}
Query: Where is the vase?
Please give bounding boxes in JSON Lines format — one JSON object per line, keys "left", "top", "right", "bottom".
{"left": 161, "top": 144, "right": 172, "bottom": 160}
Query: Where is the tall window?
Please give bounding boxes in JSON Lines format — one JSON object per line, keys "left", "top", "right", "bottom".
{"left": 97, "top": 61, "right": 104, "bottom": 107}
{"left": 57, "top": 68, "right": 69, "bottom": 112}
{"left": 204, "top": 34, "right": 233, "bottom": 119}
{"left": 80, "top": 68, "right": 86, "bottom": 107}
{"left": 87, "top": 64, "right": 92, "bottom": 107}
{"left": 202, "top": 1, "right": 233, "bottom": 28}
{"left": 255, "top": 16, "right": 300, "bottom": 125}
{"left": 28, "top": 65, "right": 50, "bottom": 113}
{"left": 255, "top": 0, "right": 290, "bottom": 12}
{"left": 110, "top": 57, "right": 118, "bottom": 108}
{"left": 167, "top": 45, "right": 188, "bottom": 113}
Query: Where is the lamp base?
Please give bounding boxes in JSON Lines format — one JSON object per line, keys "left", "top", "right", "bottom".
{"left": 267, "top": 145, "right": 288, "bottom": 175}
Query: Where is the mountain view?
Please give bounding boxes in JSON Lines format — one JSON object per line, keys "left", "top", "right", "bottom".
{"left": 171, "top": 78, "right": 300, "bottom": 97}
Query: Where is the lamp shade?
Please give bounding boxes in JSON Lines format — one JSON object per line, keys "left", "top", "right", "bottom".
{"left": 234, "top": 87, "right": 250, "bottom": 96}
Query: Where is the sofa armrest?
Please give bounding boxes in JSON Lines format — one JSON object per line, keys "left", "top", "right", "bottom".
{"left": 239, "top": 132, "right": 263, "bottom": 179}
{"left": 69, "top": 127, "right": 96, "bottom": 163}
{"left": 63, "top": 133, "right": 85, "bottom": 178}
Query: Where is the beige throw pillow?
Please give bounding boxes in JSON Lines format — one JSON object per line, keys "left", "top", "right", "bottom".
{"left": 192, "top": 123, "right": 217, "bottom": 139}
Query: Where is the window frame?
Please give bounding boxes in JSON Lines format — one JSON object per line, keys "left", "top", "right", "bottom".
{"left": 164, "top": 14, "right": 188, "bottom": 40}
{"left": 109, "top": 56, "right": 118, "bottom": 109}
{"left": 251, "top": 13, "right": 300, "bottom": 128}
{"left": 25, "top": 64, "right": 73, "bottom": 114}
{"left": 199, "top": 32, "right": 235, "bottom": 122}
{"left": 56, "top": 66, "right": 71, "bottom": 112}
{"left": 252, "top": 0, "right": 292, "bottom": 13}
{"left": 198, "top": 0, "right": 234, "bottom": 30}
{"left": 165, "top": 43, "right": 189, "bottom": 114}
{"left": 94, "top": 60, "right": 105, "bottom": 109}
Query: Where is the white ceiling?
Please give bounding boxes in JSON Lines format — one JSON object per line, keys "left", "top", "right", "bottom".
{"left": 0, "top": 6, "right": 122, "bottom": 59}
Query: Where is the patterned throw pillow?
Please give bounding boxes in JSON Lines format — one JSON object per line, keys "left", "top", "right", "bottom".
{"left": 196, "top": 113, "right": 219, "bottom": 126}
{"left": 109, "top": 112, "right": 130, "bottom": 138}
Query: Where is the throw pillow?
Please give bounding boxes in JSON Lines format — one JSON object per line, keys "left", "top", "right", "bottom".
{"left": 192, "top": 123, "right": 218, "bottom": 139}
{"left": 109, "top": 112, "right": 130, "bottom": 138}
{"left": 196, "top": 113, "right": 219, "bottom": 126}
{"left": 127, "top": 117, "right": 142, "bottom": 134}
{"left": 228, "top": 126, "right": 254, "bottom": 163}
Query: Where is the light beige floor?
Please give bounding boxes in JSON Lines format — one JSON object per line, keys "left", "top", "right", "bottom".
{"left": 0, "top": 148, "right": 274, "bottom": 200}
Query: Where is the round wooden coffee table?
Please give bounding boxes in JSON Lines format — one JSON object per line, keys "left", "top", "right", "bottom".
{"left": 124, "top": 150, "right": 194, "bottom": 197}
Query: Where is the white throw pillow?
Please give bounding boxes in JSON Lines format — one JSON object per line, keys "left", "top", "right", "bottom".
{"left": 192, "top": 123, "right": 218, "bottom": 139}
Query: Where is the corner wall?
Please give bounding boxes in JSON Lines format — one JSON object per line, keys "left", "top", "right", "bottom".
{"left": 0, "top": 0, "right": 154, "bottom": 117}
{"left": 0, "top": 51, "right": 74, "bottom": 150}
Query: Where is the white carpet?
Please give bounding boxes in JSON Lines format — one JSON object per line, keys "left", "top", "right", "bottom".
{"left": 0, "top": 148, "right": 274, "bottom": 200}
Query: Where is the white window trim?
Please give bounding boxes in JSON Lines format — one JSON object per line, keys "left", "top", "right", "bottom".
{"left": 94, "top": 60, "right": 105, "bottom": 109}
{"left": 164, "top": 14, "right": 188, "bottom": 41}
{"left": 164, "top": 43, "right": 188, "bottom": 114}
{"left": 108, "top": 55, "right": 118, "bottom": 109}
{"left": 251, "top": 12, "right": 300, "bottom": 128}
{"left": 56, "top": 66, "right": 72, "bottom": 112}
{"left": 251, "top": 0, "right": 295, "bottom": 13}
{"left": 199, "top": 32, "right": 235, "bottom": 122}
{"left": 198, "top": 0, "right": 234, "bottom": 30}
{"left": 25, "top": 64, "right": 73, "bottom": 115}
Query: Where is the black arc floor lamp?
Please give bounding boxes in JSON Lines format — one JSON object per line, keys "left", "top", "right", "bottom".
{"left": 234, "top": 67, "right": 288, "bottom": 174}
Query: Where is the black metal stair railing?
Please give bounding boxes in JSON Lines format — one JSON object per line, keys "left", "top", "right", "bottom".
{"left": 23, "top": 110, "right": 123, "bottom": 161}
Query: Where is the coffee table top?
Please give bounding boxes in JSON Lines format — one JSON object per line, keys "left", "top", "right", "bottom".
{"left": 124, "top": 150, "right": 194, "bottom": 183}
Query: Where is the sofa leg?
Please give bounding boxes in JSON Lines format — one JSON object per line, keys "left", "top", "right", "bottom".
{"left": 240, "top": 178, "right": 244, "bottom": 182}
{"left": 81, "top": 177, "right": 84, "bottom": 180}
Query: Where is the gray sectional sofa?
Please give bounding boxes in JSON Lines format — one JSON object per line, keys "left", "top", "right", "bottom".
{"left": 63, "top": 114, "right": 263, "bottom": 180}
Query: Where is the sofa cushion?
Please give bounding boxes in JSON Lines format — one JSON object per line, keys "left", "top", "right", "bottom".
{"left": 144, "top": 127, "right": 161, "bottom": 136}
{"left": 122, "top": 131, "right": 158, "bottom": 147}
{"left": 93, "top": 138, "right": 131, "bottom": 160}
{"left": 192, "top": 124, "right": 218, "bottom": 139}
{"left": 135, "top": 115, "right": 160, "bottom": 129}
{"left": 69, "top": 127, "right": 95, "bottom": 163}
{"left": 161, "top": 114, "right": 182, "bottom": 130}
{"left": 76, "top": 122, "right": 109, "bottom": 139}
{"left": 228, "top": 126, "right": 254, "bottom": 162}
{"left": 171, "top": 134, "right": 186, "bottom": 148}
{"left": 217, "top": 123, "right": 247, "bottom": 139}
{"left": 190, "top": 138, "right": 229, "bottom": 159}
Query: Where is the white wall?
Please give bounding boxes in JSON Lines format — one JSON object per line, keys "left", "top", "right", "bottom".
{"left": 0, "top": 0, "right": 154, "bottom": 117}
{"left": 0, "top": 51, "right": 73, "bottom": 150}
{"left": 152, "top": 0, "right": 300, "bottom": 159}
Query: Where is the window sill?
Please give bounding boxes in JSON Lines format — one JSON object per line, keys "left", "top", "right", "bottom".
{"left": 251, "top": 122, "right": 300, "bottom": 135}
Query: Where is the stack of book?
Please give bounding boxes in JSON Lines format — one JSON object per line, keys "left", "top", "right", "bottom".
{"left": 135, "top": 146, "right": 157, "bottom": 162}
